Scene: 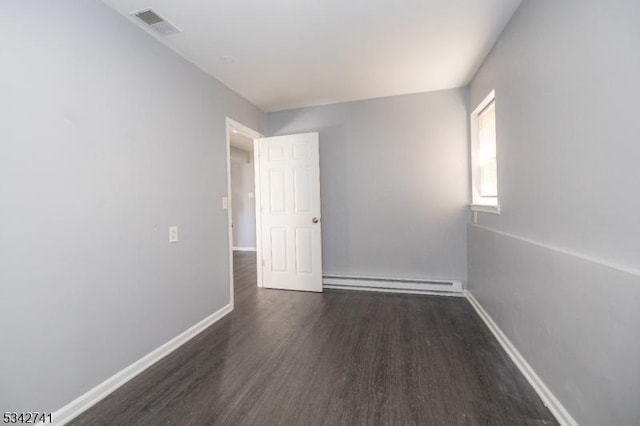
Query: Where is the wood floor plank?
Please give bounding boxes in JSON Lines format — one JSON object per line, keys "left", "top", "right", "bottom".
{"left": 69, "top": 252, "right": 557, "bottom": 425}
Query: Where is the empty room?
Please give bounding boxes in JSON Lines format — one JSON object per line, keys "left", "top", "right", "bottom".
{"left": 1, "top": 1, "right": 638, "bottom": 425}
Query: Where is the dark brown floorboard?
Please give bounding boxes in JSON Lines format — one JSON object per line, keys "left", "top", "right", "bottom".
{"left": 70, "top": 252, "right": 557, "bottom": 425}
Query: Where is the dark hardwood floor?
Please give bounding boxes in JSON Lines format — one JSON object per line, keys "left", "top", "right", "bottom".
{"left": 70, "top": 252, "right": 557, "bottom": 425}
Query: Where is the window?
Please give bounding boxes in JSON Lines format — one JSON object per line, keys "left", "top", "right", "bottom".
{"left": 470, "top": 90, "right": 500, "bottom": 214}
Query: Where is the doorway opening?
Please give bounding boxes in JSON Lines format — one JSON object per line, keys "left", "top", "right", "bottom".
{"left": 225, "top": 118, "right": 262, "bottom": 308}
{"left": 226, "top": 120, "right": 324, "bottom": 303}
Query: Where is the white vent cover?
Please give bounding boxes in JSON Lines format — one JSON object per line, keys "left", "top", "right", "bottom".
{"left": 132, "top": 9, "right": 181, "bottom": 35}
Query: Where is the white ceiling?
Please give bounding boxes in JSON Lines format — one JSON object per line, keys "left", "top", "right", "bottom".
{"left": 102, "top": 0, "right": 522, "bottom": 112}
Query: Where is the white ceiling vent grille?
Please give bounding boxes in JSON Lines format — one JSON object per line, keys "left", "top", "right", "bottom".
{"left": 132, "top": 9, "right": 181, "bottom": 36}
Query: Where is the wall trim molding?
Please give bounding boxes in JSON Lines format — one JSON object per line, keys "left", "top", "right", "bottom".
{"left": 52, "top": 304, "right": 234, "bottom": 426}
{"left": 470, "top": 223, "right": 640, "bottom": 278}
{"left": 232, "top": 247, "right": 257, "bottom": 252}
{"left": 323, "top": 274, "right": 464, "bottom": 297}
{"left": 465, "top": 291, "right": 577, "bottom": 426}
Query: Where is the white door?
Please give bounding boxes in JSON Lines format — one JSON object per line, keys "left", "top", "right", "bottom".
{"left": 258, "top": 132, "right": 322, "bottom": 292}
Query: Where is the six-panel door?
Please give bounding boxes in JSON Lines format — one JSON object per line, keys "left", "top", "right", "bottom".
{"left": 258, "top": 133, "right": 322, "bottom": 292}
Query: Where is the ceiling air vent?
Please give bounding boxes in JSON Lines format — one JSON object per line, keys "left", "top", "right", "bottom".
{"left": 132, "top": 9, "right": 181, "bottom": 36}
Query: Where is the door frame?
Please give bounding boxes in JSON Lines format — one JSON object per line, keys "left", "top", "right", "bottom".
{"left": 225, "top": 118, "right": 263, "bottom": 307}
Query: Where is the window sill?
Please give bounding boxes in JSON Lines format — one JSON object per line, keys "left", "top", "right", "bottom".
{"left": 469, "top": 204, "right": 501, "bottom": 214}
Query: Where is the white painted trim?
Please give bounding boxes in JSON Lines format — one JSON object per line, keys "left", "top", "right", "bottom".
{"left": 465, "top": 291, "right": 577, "bottom": 426}
{"left": 471, "top": 89, "right": 496, "bottom": 116}
{"left": 253, "top": 138, "right": 264, "bottom": 288}
{"left": 470, "top": 223, "right": 640, "bottom": 278}
{"left": 52, "top": 304, "right": 233, "bottom": 426}
{"left": 227, "top": 119, "right": 263, "bottom": 140}
{"left": 470, "top": 89, "right": 500, "bottom": 207}
{"left": 225, "top": 121, "right": 234, "bottom": 308}
{"left": 469, "top": 203, "right": 501, "bottom": 214}
{"left": 225, "top": 118, "right": 263, "bottom": 298}
{"left": 232, "top": 246, "right": 257, "bottom": 252}
{"left": 323, "top": 274, "right": 464, "bottom": 296}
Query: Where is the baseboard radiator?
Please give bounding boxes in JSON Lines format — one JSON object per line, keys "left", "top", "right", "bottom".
{"left": 322, "top": 274, "right": 464, "bottom": 297}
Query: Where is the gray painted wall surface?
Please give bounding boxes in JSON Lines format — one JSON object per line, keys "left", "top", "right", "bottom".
{"left": 468, "top": 225, "right": 640, "bottom": 425}
{"left": 267, "top": 89, "right": 469, "bottom": 282}
{"left": 0, "top": 0, "right": 263, "bottom": 413}
{"left": 468, "top": 1, "right": 640, "bottom": 424}
{"left": 230, "top": 146, "right": 256, "bottom": 248}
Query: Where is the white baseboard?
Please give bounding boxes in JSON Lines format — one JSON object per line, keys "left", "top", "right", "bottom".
{"left": 52, "top": 304, "right": 233, "bottom": 426}
{"left": 323, "top": 274, "right": 464, "bottom": 297}
{"left": 232, "top": 247, "right": 256, "bottom": 252}
{"left": 48, "top": 287, "right": 575, "bottom": 425}
{"left": 465, "top": 291, "right": 577, "bottom": 426}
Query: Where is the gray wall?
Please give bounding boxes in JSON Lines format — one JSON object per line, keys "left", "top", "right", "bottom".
{"left": 0, "top": 0, "right": 263, "bottom": 414}
{"left": 230, "top": 146, "right": 257, "bottom": 249}
{"left": 267, "top": 89, "right": 469, "bottom": 282}
{"left": 467, "top": 1, "right": 640, "bottom": 424}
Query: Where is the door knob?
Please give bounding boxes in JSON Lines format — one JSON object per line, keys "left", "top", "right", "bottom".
{"left": 312, "top": 217, "right": 320, "bottom": 224}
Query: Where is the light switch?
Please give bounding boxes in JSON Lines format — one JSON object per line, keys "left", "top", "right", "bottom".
{"left": 169, "top": 226, "right": 178, "bottom": 243}
{"left": 222, "top": 197, "right": 228, "bottom": 209}
{"left": 248, "top": 192, "right": 254, "bottom": 199}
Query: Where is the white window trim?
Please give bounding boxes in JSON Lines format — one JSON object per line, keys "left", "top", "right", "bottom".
{"left": 469, "top": 203, "right": 501, "bottom": 214}
{"left": 470, "top": 90, "right": 500, "bottom": 215}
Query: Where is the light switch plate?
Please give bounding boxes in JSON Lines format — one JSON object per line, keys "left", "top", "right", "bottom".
{"left": 248, "top": 192, "right": 254, "bottom": 199}
{"left": 222, "top": 197, "right": 228, "bottom": 209}
{"left": 169, "top": 226, "right": 178, "bottom": 243}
